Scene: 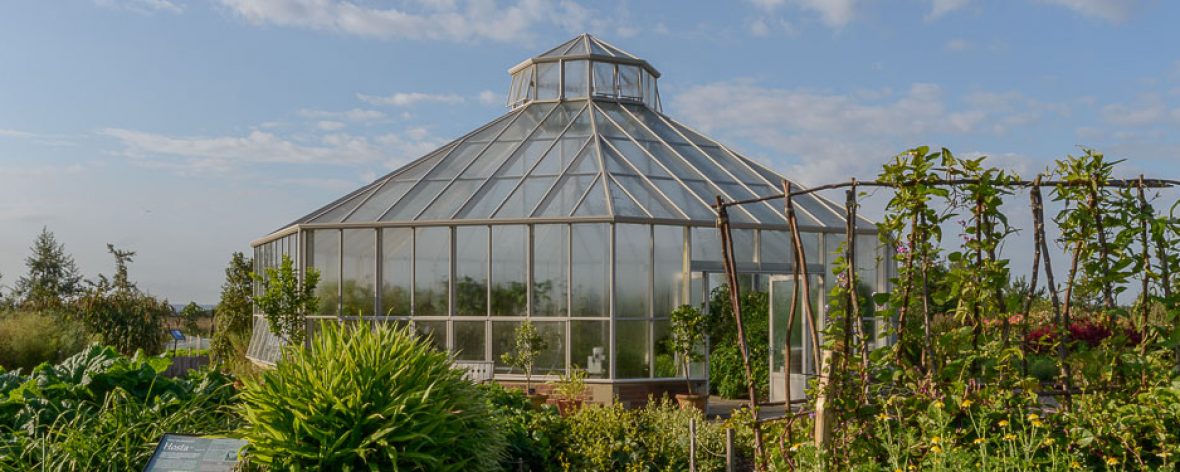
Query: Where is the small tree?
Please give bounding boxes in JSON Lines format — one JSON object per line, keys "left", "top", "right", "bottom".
{"left": 500, "top": 319, "right": 548, "bottom": 393}
{"left": 667, "top": 304, "right": 707, "bottom": 396}
{"left": 211, "top": 252, "right": 253, "bottom": 366}
{"left": 255, "top": 255, "right": 320, "bottom": 347}
{"left": 15, "top": 227, "right": 83, "bottom": 309}
{"left": 73, "top": 244, "right": 168, "bottom": 355}
{"left": 178, "top": 302, "right": 206, "bottom": 336}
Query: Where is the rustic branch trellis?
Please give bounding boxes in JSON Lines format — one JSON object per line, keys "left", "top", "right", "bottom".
{"left": 711, "top": 170, "right": 1179, "bottom": 470}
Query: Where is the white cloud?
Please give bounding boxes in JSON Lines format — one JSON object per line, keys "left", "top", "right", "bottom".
{"left": 0, "top": 129, "right": 36, "bottom": 138}
{"left": 357, "top": 92, "right": 465, "bottom": 107}
{"left": 926, "top": 0, "right": 968, "bottom": 20}
{"left": 478, "top": 90, "right": 502, "bottom": 106}
{"left": 296, "top": 108, "right": 386, "bottom": 121}
{"left": 218, "top": 0, "right": 593, "bottom": 43}
{"left": 316, "top": 120, "right": 347, "bottom": 131}
{"left": 1101, "top": 96, "right": 1170, "bottom": 127}
{"left": 1037, "top": 0, "right": 1137, "bottom": 23}
{"left": 944, "top": 38, "right": 970, "bottom": 51}
{"left": 95, "top": 0, "right": 182, "bottom": 14}
{"left": 745, "top": 0, "right": 856, "bottom": 28}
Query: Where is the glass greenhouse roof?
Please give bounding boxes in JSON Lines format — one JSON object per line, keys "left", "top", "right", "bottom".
{"left": 286, "top": 35, "right": 861, "bottom": 231}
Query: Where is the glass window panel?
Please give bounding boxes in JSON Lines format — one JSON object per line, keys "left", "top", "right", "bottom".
{"left": 501, "top": 139, "right": 553, "bottom": 177}
{"left": 760, "top": 230, "right": 795, "bottom": 266}
{"left": 571, "top": 320, "right": 609, "bottom": 379}
{"left": 608, "top": 178, "right": 650, "bottom": 218}
{"left": 533, "top": 224, "right": 568, "bottom": 317}
{"left": 856, "top": 234, "right": 880, "bottom": 292}
{"left": 615, "top": 175, "right": 679, "bottom": 219}
{"left": 616, "top": 319, "right": 650, "bottom": 378}
{"left": 801, "top": 232, "right": 821, "bottom": 265}
{"left": 493, "top": 321, "right": 564, "bottom": 375}
{"left": 654, "top": 226, "right": 685, "bottom": 318}
{"left": 587, "top": 39, "right": 610, "bottom": 56}
{"left": 571, "top": 224, "right": 609, "bottom": 317}
{"left": 381, "top": 228, "right": 412, "bottom": 316}
{"left": 457, "top": 177, "right": 518, "bottom": 219}
{"left": 618, "top": 65, "right": 640, "bottom": 98}
{"left": 532, "top": 136, "right": 589, "bottom": 177}
{"left": 691, "top": 226, "right": 721, "bottom": 264}
{"left": 499, "top": 103, "right": 552, "bottom": 141}
{"left": 341, "top": 229, "right": 375, "bottom": 316}
{"left": 592, "top": 61, "right": 615, "bottom": 96}
{"left": 414, "top": 227, "right": 450, "bottom": 316}
{"left": 606, "top": 137, "right": 672, "bottom": 179}
{"left": 454, "top": 321, "right": 486, "bottom": 361}
{"left": 732, "top": 229, "right": 755, "bottom": 264}
{"left": 307, "top": 188, "right": 372, "bottom": 224}
{"left": 414, "top": 320, "right": 447, "bottom": 352}
{"left": 455, "top": 226, "right": 489, "bottom": 316}
{"left": 615, "top": 224, "right": 651, "bottom": 318}
{"left": 491, "top": 225, "right": 528, "bottom": 316}
{"left": 459, "top": 141, "right": 518, "bottom": 179}
{"left": 533, "top": 321, "right": 566, "bottom": 375}
{"left": 563, "top": 104, "right": 593, "bottom": 138}
{"left": 563, "top": 60, "right": 587, "bottom": 98}
{"left": 308, "top": 229, "right": 340, "bottom": 316}
{"left": 651, "top": 179, "right": 714, "bottom": 220}
{"left": 536, "top": 62, "right": 559, "bottom": 100}
{"left": 426, "top": 142, "right": 485, "bottom": 180}
{"left": 653, "top": 319, "right": 678, "bottom": 378}
{"left": 508, "top": 72, "right": 522, "bottom": 104}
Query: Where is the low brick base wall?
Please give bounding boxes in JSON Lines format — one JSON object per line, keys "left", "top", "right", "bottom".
{"left": 495, "top": 379, "right": 707, "bottom": 408}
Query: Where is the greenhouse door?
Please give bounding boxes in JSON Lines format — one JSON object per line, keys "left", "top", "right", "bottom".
{"left": 768, "top": 274, "right": 823, "bottom": 403}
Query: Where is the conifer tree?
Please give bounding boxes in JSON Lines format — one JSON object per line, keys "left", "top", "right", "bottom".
{"left": 15, "top": 227, "right": 83, "bottom": 308}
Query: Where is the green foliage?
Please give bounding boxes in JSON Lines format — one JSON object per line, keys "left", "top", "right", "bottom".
{"left": 0, "top": 346, "right": 240, "bottom": 470}
{"left": 178, "top": 301, "right": 208, "bottom": 336}
{"left": 480, "top": 383, "right": 566, "bottom": 471}
{"left": 559, "top": 397, "right": 727, "bottom": 472}
{"left": 211, "top": 252, "right": 253, "bottom": 369}
{"left": 13, "top": 227, "right": 83, "bottom": 309}
{"left": 253, "top": 254, "right": 319, "bottom": 347}
{"left": 667, "top": 304, "right": 707, "bottom": 395}
{"left": 73, "top": 290, "right": 171, "bottom": 357}
{"left": 552, "top": 367, "right": 587, "bottom": 400}
{"left": 237, "top": 320, "right": 506, "bottom": 471}
{"left": 707, "top": 286, "right": 769, "bottom": 399}
{"left": 501, "top": 319, "right": 549, "bottom": 392}
{"left": 0, "top": 310, "right": 89, "bottom": 373}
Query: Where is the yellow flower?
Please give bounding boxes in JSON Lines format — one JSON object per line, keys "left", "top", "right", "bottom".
{"left": 998, "top": 419, "right": 1010, "bottom": 427}
{"left": 1004, "top": 434, "right": 1016, "bottom": 441}
{"left": 1070, "top": 461, "right": 1081, "bottom": 469}
{"left": 933, "top": 400, "right": 945, "bottom": 409}
{"left": 931, "top": 445, "right": 943, "bottom": 454}
{"left": 877, "top": 413, "right": 890, "bottom": 421}
{"left": 974, "top": 438, "right": 985, "bottom": 445}
{"left": 1106, "top": 457, "right": 1119, "bottom": 466}
{"left": 1032, "top": 420, "right": 1044, "bottom": 428}
{"left": 960, "top": 399, "right": 973, "bottom": 408}
{"left": 1043, "top": 438, "right": 1056, "bottom": 446}
{"left": 1027, "top": 413, "right": 1040, "bottom": 421}
{"left": 930, "top": 436, "right": 942, "bottom": 445}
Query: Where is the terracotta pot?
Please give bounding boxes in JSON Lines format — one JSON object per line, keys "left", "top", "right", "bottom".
{"left": 675, "top": 393, "right": 708, "bottom": 412}
{"left": 555, "top": 398, "right": 583, "bottom": 416}
{"left": 527, "top": 393, "right": 549, "bottom": 408}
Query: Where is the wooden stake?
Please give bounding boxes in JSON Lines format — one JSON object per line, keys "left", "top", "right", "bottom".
{"left": 1031, "top": 177, "right": 1072, "bottom": 407}
{"left": 1021, "top": 186, "right": 1043, "bottom": 377}
{"left": 781, "top": 180, "right": 800, "bottom": 426}
{"left": 1136, "top": 176, "right": 1152, "bottom": 388}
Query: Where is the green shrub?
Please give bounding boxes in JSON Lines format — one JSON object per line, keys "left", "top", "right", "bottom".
{"left": 0, "top": 310, "right": 89, "bottom": 372}
{"left": 707, "top": 287, "right": 769, "bottom": 399}
{"left": 560, "top": 397, "right": 726, "bottom": 471}
{"left": 480, "top": 383, "right": 566, "bottom": 471}
{"left": 0, "top": 345, "right": 240, "bottom": 470}
{"left": 238, "top": 320, "right": 506, "bottom": 471}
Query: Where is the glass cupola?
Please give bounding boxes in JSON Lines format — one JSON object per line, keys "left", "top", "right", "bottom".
{"left": 506, "top": 34, "right": 661, "bottom": 110}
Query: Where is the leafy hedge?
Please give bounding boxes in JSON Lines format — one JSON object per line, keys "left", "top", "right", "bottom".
{"left": 0, "top": 345, "right": 240, "bottom": 470}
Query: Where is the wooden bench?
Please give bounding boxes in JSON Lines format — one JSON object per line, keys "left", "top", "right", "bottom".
{"left": 453, "top": 361, "right": 495, "bottom": 383}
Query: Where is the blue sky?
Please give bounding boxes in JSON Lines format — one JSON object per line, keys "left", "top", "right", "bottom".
{"left": 1, "top": 0, "right": 1178, "bottom": 303}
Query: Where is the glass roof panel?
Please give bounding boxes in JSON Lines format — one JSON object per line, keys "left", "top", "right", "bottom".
{"left": 425, "top": 141, "right": 486, "bottom": 181}
{"left": 306, "top": 183, "right": 378, "bottom": 223}
{"left": 345, "top": 180, "right": 416, "bottom": 222}
{"left": 602, "top": 137, "right": 671, "bottom": 179}
{"left": 465, "top": 112, "right": 516, "bottom": 143}
{"left": 388, "top": 144, "right": 451, "bottom": 181}
{"left": 495, "top": 176, "right": 557, "bottom": 218}
{"left": 499, "top": 103, "right": 554, "bottom": 141}
{"left": 670, "top": 143, "right": 739, "bottom": 183}
{"left": 682, "top": 179, "right": 756, "bottom": 223}
{"left": 532, "top": 136, "right": 590, "bottom": 177}
{"left": 459, "top": 141, "right": 520, "bottom": 179}
{"left": 456, "top": 177, "right": 518, "bottom": 219}
{"left": 381, "top": 180, "right": 448, "bottom": 221}
{"left": 498, "top": 139, "right": 553, "bottom": 178}
{"left": 651, "top": 178, "right": 714, "bottom": 220}
{"left": 538, "top": 104, "right": 586, "bottom": 139}
{"left": 567, "top": 142, "right": 600, "bottom": 175}
{"left": 588, "top": 40, "right": 611, "bottom": 56}
{"left": 416, "top": 179, "right": 484, "bottom": 220}
{"left": 692, "top": 144, "right": 765, "bottom": 185}
{"left": 563, "top": 104, "right": 593, "bottom": 138}
{"left": 614, "top": 175, "right": 680, "bottom": 219}
{"left": 593, "top": 37, "right": 638, "bottom": 59}
{"left": 607, "top": 176, "right": 650, "bottom": 218}
{"left": 538, "top": 36, "right": 581, "bottom": 57}
{"left": 621, "top": 104, "right": 686, "bottom": 144}
{"left": 536, "top": 173, "right": 599, "bottom": 217}
{"left": 573, "top": 177, "right": 609, "bottom": 216}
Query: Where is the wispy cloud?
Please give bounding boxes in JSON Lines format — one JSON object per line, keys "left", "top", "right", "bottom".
{"left": 296, "top": 108, "right": 386, "bottom": 122}
{"left": 94, "top": 0, "right": 182, "bottom": 15}
{"left": 0, "top": 129, "right": 37, "bottom": 138}
{"left": 357, "top": 92, "right": 466, "bottom": 107}
{"left": 747, "top": 0, "right": 857, "bottom": 29}
{"left": 926, "top": 0, "right": 969, "bottom": 20}
{"left": 218, "top": 0, "right": 594, "bottom": 43}
{"left": 1037, "top": 0, "right": 1139, "bottom": 23}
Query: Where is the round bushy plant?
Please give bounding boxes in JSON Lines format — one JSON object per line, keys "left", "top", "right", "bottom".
{"left": 237, "top": 321, "right": 505, "bottom": 471}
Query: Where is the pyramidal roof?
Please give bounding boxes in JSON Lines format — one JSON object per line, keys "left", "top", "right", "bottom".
{"left": 288, "top": 35, "right": 853, "bottom": 230}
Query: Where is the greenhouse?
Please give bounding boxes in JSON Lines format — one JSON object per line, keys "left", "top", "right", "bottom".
{"left": 246, "top": 34, "right": 890, "bottom": 404}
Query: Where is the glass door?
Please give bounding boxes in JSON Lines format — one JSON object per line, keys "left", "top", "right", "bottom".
{"left": 768, "top": 274, "right": 823, "bottom": 403}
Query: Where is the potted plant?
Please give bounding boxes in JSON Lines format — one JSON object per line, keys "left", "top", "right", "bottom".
{"left": 551, "top": 367, "right": 587, "bottom": 416}
{"left": 500, "top": 320, "right": 549, "bottom": 407}
{"left": 667, "top": 304, "right": 708, "bottom": 411}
